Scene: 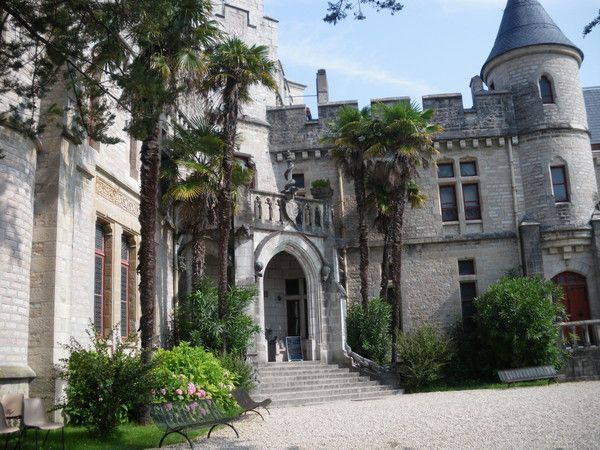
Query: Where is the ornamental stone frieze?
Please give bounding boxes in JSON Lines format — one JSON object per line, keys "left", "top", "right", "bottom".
{"left": 96, "top": 177, "right": 139, "bottom": 216}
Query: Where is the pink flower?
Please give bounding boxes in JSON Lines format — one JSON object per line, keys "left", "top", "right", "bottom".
{"left": 196, "top": 389, "right": 206, "bottom": 398}
{"left": 164, "top": 403, "right": 173, "bottom": 411}
{"left": 199, "top": 408, "right": 207, "bottom": 417}
{"left": 160, "top": 388, "right": 167, "bottom": 396}
{"left": 175, "top": 389, "right": 183, "bottom": 396}
{"left": 187, "top": 382, "right": 196, "bottom": 395}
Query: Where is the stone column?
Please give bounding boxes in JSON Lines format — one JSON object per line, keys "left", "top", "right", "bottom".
{"left": 589, "top": 213, "right": 600, "bottom": 318}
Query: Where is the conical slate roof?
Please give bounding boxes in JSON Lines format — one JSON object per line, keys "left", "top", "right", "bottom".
{"left": 482, "top": 0, "right": 583, "bottom": 74}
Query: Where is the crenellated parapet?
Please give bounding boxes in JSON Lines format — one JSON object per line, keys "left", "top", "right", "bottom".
{"left": 423, "top": 91, "right": 516, "bottom": 140}
{"left": 213, "top": 1, "right": 278, "bottom": 28}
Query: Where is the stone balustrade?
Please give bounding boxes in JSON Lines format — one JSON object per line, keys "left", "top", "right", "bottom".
{"left": 559, "top": 319, "right": 600, "bottom": 351}
{"left": 250, "top": 190, "right": 332, "bottom": 236}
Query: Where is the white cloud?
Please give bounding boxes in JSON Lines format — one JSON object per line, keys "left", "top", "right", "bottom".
{"left": 282, "top": 42, "right": 433, "bottom": 91}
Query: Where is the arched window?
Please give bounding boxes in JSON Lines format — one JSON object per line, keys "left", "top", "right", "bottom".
{"left": 539, "top": 76, "right": 554, "bottom": 104}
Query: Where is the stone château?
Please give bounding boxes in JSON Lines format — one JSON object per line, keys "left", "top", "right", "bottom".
{"left": 1, "top": 0, "right": 599, "bottom": 403}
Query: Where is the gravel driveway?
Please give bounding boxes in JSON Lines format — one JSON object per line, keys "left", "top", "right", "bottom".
{"left": 165, "top": 381, "right": 600, "bottom": 449}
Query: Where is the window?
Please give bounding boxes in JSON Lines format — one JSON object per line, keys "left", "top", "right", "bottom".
{"left": 460, "top": 161, "right": 477, "bottom": 177}
{"left": 120, "top": 236, "right": 130, "bottom": 338}
{"left": 462, "top": 184, "right": 482, "bottom": 220}
{"left": 94, "top": 223, "right": 106, "bottom": 334}
{"left": 489, "top": 82, "right": 495, "bottom": 91}
{"left": 540, "top": 76, "right": 554, "bottom": 104}
{"left": 292, "top": 173, "right": 305, "bottom": 189}
{"left": 285, "top": 279, "right": 300, "bottom": 296}
{"left": 460, "top": 281, "right": 477, "bottom": 320}
{"left": 438, "top": 158, "right": 482, "bottom": 223}
{"left": 551, "top": 166, "right": 569, "bottom": 203}
{"left": 437, "top": 163, "right": 454, "bottom": 178}
{"left": 458, "top": 259, "right": 475, "bottom": 276}
{"left": 440, "top": 185, "right": 458, "bottom": 222}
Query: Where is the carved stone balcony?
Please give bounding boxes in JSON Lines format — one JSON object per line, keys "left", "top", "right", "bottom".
{"left": 249, "top": 189, "right": 333, "bottom": 237}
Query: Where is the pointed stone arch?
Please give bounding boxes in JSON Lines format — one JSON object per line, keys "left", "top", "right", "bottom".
{"left": 253, "top": 231, "right": 327, "bottom": 362}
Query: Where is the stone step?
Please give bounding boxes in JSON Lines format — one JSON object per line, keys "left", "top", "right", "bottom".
{"left": 259, "top": 368, "right": 350, "bottom": 378}
{"left": 258, "top": 371, "right": 361, "bottom": 382}
{"left": 257, "top": 384, "right": 395, "bottom": 401}
{"left": 256, "top": 365, "right": 355, "bottom": 375}
{"left": 254, "top": 376, "right": 376, "bottom": 391}
{"left": 254, "top": 380, "right": 381, "bottom": 395}
{"left": 254, "top": 362, "right": 402, "bottom": 407}
{"left": 265, "top": 388, "right": 402, "bottom": 407}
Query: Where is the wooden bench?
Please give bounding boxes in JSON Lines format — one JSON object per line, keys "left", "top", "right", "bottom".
{"left": 151, "top": 400, "right": 240, "bottom": 449}
{"left": 497, "top": 365, "right": 558, "bottom": 386}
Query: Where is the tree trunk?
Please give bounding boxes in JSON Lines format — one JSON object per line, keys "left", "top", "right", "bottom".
{"left": 191, "top": 227, "right": 205, "bottom": 290}
{"left": 137, "top": 123, "right": 161, "bottom": 424}
{"left": 379, "top": 223, "right": 392, "bottom": 300}
{"left": 217, "top": 81, "right": 239, "bottom": 352}
{"left": 390, "top": 182, "right": 407, "bottom": 364}
{"left": 354, "top": 163, "right": 370, "bottom": 309}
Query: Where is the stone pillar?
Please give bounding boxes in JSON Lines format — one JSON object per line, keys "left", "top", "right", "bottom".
{"left": 589, "top": 213, "right": 600, "bottom": 318}
{"left": 520, "top": 220, "right": 544, "bottom": 276}
{"left": 0, "top": 125, "right": 37, "bottom": 395}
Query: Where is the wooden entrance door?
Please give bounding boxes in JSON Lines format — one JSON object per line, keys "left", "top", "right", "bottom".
{"left": 552, "top": 272, "right": 591, "bottom": 322}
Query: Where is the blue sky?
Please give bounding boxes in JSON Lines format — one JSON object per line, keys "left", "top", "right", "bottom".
{"left": 263, "top": 0, "right": 600, "bottom": 112}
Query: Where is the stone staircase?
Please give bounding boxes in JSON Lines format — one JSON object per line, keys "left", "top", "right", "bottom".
{"left": 252, "top": 361, "right": 402, "bottom": 407}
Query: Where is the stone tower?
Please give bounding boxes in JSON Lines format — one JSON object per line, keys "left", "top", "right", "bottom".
{"left": 482, "top": 0, "right": 597, "bottom": 275}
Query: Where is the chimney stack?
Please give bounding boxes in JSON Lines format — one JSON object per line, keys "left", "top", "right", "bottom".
{"left": 316, "top": 69, "right": 329, "bottom": 105}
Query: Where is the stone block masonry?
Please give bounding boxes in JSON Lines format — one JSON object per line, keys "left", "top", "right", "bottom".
{"left": 0, "top": 126, "right": 37, "bottom": 390}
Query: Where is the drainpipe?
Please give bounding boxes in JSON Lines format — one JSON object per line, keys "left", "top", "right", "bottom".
{"left": 508, "top": 136, "right": 523, "bottom": 272}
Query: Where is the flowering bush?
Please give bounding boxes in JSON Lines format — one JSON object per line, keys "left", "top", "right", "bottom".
{"left": 58, "top": 327, "right": 156, "bottom": 437}
{"left": 152, "top": 343, "right": 238, "bottom": 410}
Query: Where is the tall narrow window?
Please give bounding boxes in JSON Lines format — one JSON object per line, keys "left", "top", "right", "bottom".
{"left": 551, "top": 166, "right": 569, "bottom": 203}
{"left": 94, "top": 223, "right": 106, "bottom": 334}
{"left": 460, "top": 281, "right": 477, "bottom": 320}
{"left": 440, "top": 185, "right": 458, "bottom": 222}
{"left": 120, "top": 236, "right": 130, "bottom": 338}
{"left": 540, "top": 76, "right": 554, "bottom": 104}
{"left": 462, "top": 184, "right": 482, "bottom": 220}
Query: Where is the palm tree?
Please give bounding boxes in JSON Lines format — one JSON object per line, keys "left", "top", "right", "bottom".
{"left": 162, "top": 118, "right": 254, "bottom": 291}
{"left": 372, "top": 101, "right": 441, "bottom": 363}
{"left": 205, "top": 38, "right": 277, "bottom": 332}
{"left": 368, "top": 165, "right": 427, "bottom": 301}
{"left": 325, "top": 106, "right": 375, "bottom": 309}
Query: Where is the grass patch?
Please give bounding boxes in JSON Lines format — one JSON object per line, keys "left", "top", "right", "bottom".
{"left": 412, "top": 379, "right": 553, "bottom": 394}
{"left": 11, "top": 423, "right": 209, "bottom": 449}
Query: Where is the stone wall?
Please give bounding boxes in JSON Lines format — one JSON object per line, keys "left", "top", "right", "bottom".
{"left": 0, "top": 126, "right": 37, "bottom": 394}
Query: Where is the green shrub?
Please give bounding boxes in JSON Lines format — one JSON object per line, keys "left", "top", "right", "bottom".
{"left": 397, "top": 323, "right": 453, "bottom": 392}
{"left": 217, "top": 352, "right": 255, "bottom": 390}
{"left": 311, "top": 178, "right": 330, "bottom": 189}
{"left": 59, "top": 329, "right": 155, "bottom": 437}
{"left": 475, "top": 275, "right": 567, "bottom": 371}
{"left": 346, "top": 298, "right": 392, "bottom": 364}
{"left": 446, "top": 319, "right": 493, "bottom": 382}
{"left": 175, "top": 279, "right": 260, "bottom": 355}
{"left": 152, "top": 343, "right": 238, "bottom": 410}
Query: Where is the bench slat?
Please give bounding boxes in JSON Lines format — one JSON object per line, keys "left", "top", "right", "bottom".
{"left": 497, "top": 365, "right": 557, "bottom": 384}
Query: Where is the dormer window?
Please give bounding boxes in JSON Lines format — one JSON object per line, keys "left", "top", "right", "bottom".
{"left": 539, "top": 76, "right": 554, "bottom": 104}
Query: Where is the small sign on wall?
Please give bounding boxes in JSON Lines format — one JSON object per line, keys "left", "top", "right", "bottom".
{"left": 285, "top": 336, "right": 303, "bottom": 362}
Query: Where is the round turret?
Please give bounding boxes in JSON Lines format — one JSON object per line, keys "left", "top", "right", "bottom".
{"left": 482, "top": 0, "right": 596, "bottom": 229}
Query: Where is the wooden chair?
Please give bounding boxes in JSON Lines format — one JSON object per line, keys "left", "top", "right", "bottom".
{"left": 232, "top": 388, "right": 271, "bottom": 421}
{"left": 22, "top": 398, "right": 64, "bottom": 450}
{"left": 0, "top": 403, "right": 20, "bottom": 450}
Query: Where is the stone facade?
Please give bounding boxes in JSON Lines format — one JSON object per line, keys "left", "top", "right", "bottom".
{"left": 1, "top": 0, "right": 600, "bottom": 400}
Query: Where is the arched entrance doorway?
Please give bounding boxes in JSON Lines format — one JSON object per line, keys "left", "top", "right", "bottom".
{"left": 263, "top": 251, "right": 312, "bottom": 362}
{"left": 552, "top": 272, "right": 591, "bottom": 322}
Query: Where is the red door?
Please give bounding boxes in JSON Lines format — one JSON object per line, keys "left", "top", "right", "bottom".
{"left": 552, "top": 272, "right": 591, "bottom": 322}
